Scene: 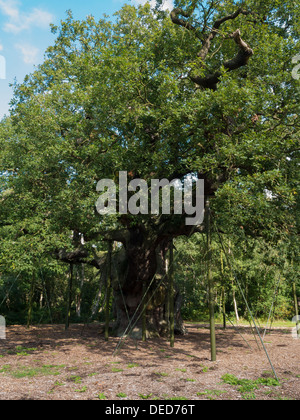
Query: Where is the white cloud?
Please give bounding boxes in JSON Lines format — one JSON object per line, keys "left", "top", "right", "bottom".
{"left": 132, "top": 0, "right": 174, "bottom": 12}
{"left": 15, "top": 42, "right": 39, "bottom": 64}
{"left": 0, "top": 0, "right": 54, "bottom": 34}
{"left": 0, "top": 0, "right": 19, "bottom": 20}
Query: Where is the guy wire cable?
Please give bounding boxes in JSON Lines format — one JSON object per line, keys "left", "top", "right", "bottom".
{"left": 213, "top": 217, "right": 280, "bottom": 382}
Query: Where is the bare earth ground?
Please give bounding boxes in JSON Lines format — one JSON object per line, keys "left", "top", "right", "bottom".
{"left": 0, "top": 323, "right": 299, "bottom": 400}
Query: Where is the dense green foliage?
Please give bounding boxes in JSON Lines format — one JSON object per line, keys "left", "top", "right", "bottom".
{"left": 175, "top": 234, "right": 299, "bottom": 322}
{"left": 0, "top": 231, "right": 298, "bottom": 325}
{"left": 0, "top": 0, "right": 299, "bottom": 326}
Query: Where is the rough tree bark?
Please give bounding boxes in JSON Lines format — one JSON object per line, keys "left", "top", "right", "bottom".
{"left": 110, "top": 227, "right": 189, "bottom": 339}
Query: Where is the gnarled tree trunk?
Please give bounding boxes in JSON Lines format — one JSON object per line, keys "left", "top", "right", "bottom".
{"left": 56, "top": 219, "right": 205, "bottom": 338}
{"left": 111, "top": 228, "right": 186, "bottom": 339}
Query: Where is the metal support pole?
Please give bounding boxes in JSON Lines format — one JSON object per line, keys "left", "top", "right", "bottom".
{"left": 169, "top": 240, "right": 175, "bottom": 348}
{"left": 65, "top": 264, "right": 73, "bottom": 331}
{"left": 142, "top": 280, "right": 147, "bottom": 342}
{"left": 206, "top": 200, "right": 216, "bottom": 362}
{"left": 293, "top": 282, "right": 300, "bottom": 338}
{"left": 105, "top": 241, "right": 112, "bottom": 342}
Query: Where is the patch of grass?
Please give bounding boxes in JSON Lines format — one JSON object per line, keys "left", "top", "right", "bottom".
{"left": 154, "top": 372, "right": 169, "bottom": 377}
{"left": 197, "top": 389, "right": 227, "bottom": 397}
{"left": 242, "top": 392, "right": 256, "bottom": 400}
{"left": 117, "top": 393, "right": 127, "bottom": 398}
{"left": 69, "top": 375, "right": 82, "bottom": 384}
{"left": 176, "top": 368, "right": 187, "bottom": 373}
{"left": 16, "top": 346, "right": 37, "bottom": 352}
{"left": 75, "top": 386, "right": 87, "bottom": 393}
{"left": 256, "top": 377, "right": 281, "bottom": 387}
{"left": 111, "top": 368, "right": 124, "bottom": 373}
{"left": 166, "top": 396, "right": 188, "bottom": 401}
{"left": 10, "top": 365, "right": 65, "bottom": 378}
{"left": 139, "top": 393, "right": 153, "bottom": 400}
{"left": 54, "top": 381, "right": 65, "bottom": 387}
{"left": 186, "top": 378, "right": 196, "bottom": 382}
{"left": 7, "top": 346, "right": 38, "bottom": 357}
{"left": 127, "top": 363, "right": 139, "bottom": 369}
{"left": 0, "top": 364, "right": 12, "bottom": 373}
{"left": 98, "top": 393, "right": 107, "bottom": 400}
{"left": 222, "top": 374, "right": 280, "bottom": 395}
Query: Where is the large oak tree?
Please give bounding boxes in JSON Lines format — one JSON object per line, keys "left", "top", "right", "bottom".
{"left": 0, "top": 0, "right": 299, "bottom": 336}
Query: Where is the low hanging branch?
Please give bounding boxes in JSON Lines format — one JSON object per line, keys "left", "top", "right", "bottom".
{"left": 171, "top": 6, "right": 254, "bottom": 90}
{"left": 55, "top": 248, "right": 103, "bottom": 270}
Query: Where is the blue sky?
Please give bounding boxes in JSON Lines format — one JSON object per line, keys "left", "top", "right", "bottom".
{"left": 0, "top": 0, "right": 173, "bottom": 119}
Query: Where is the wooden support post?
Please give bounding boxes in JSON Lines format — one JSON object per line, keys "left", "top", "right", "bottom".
{"left": 206, "top": 200, "right": 216, "bottom": 362}
{"left": 222, "top": 286, "right": 226, "bottom": 330}
{"left": 27, "top": 273, "right": 36, "bottom": 329}
{"left": 293, "top": 282, "right": 300, "bottom": 338}
{"left": 221, "top": 251, "right": 226, "bottom": 330}
{"left": 169, "top": 240, "right": 175, "bottom": 348}
{"left": 165, "top": 256, "right": 170, "bottom": 336}
{"left": 105, "top": 241, "right": 112, "bottom": 342}
{"left": 142, "top": 280, "right": 147, "bottom": 342}
{"left": 65, "top": 263, "right": 73, "bottom": 331}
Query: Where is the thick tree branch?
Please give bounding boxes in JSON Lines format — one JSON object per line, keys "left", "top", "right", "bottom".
{"left": 171, "top": 6, "right": 254, "bottom": 90}
{"left": 55, "top": 248, "right": 100, "bottom": 268}
{"left": 200, "top": 7, "right": 252, "bottom": 57}
{"left": 214, "top": 8, "right": 252, "bottom": 29}
{"left": 170, "top": 7, "right": 201, "bottom": 39}
{"left": 190, "top": 29, "right": 254, "bottom": 90}
{"left": 224, "top": 29, "right": 254, "bottom": 70}
{"left": 55, "top": 246, "right": 110, "bottom": 269}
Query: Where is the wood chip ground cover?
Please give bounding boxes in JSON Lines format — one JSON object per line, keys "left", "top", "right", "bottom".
{"left": 0, "top": 323, "right": 299, "bottom": 400}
